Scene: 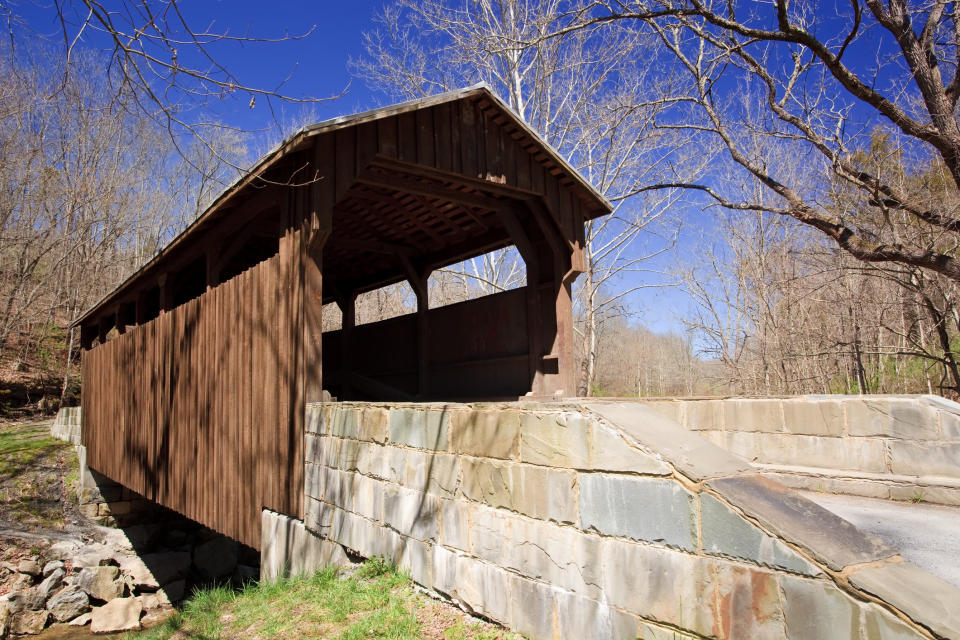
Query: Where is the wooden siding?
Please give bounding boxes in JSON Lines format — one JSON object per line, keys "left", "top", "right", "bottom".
{"left": 322, "top": 288, "right": 530, "bottom": 400}
{"left": 80, "top": 253, "right": 303, "bottom": 549}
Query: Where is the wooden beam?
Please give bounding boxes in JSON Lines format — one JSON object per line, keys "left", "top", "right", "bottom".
{"left": 400, "top": 256, "right": 431, "bottom": 398}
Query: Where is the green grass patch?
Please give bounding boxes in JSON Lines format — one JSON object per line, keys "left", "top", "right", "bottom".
{"left": 0, "top": 419, "right": 77, "bottom": 530}
{"left": 0, "top": 421, "right": 67, "bottom": 477}
{"left": 131, "top": 559, "right": 520, "bottom": 640}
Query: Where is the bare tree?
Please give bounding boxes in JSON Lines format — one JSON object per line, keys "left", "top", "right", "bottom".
{"left": 546, "top": 0, "right": 960, "bottom": 283}
{"left": 0, "top": 0, "right": 339, "bottom": 172}
{"left": 354, "top": 0, "right": 702, "bottom": 395}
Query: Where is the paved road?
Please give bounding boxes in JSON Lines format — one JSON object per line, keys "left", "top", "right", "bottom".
{"left": 802, "top": 491, "right": 960, "bottom": 589}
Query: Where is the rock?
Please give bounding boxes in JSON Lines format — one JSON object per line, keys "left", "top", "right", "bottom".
{"left": 140, "top": 606, "right": 175, "bottom": 629}
{"left": 90, "top": 598, "right": 142, "bottom": 634}
{"left": 10, "top": 573, "right": 34, "bottom": 590}
{"left": 6, "top": 588, "right": 45, "bottom": 613}
{"left": 193, "top": 537, "right": 238, "bottom": 579}
{"left": 69, "top": 612, "right": 92, "bottom": 626}
{"left": 165, "top": 529, "right": 188, "bottom": 548}
{"left": 46, "top": 586, "right": 90, "bottom": 622}
{"left": 77, "top": 566, "right": 122, "bottom": 602}
{"left": 37, "top": 568, "right": 65, "bottom": 598}
{"left": 17, "top": 559, "right": 41, "bottom": 577}
{"left": 10, "top": 610, "right": 48, "bottom": 635}
{"left": 118, "top": 524, "right": 163, "bottom": 550}
{"left": 1, "top": 561, "right": 17, "bottom": 573}
{"left": 118, "top": 555, "right": 159, "bottom": 590}
{"left": 156, "top": 580, "right": 185, "bottom": 605}
{"left": 46, "top": 541, "right": 81, "bottom": 561}
{"left": 42, "top": 561, "right": 64, "bottom": 578}
{"left": 72, "top": 544, "right": 116, "bottom": 569}
{"left": 0, "top": 601, "right": 9, "bottom": 639}
{"left": 140, "top": 551, "right": 191, "bottom": 586}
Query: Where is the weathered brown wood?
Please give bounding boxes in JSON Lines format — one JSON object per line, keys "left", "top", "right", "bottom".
{"left": 80, "top": 250, "right": 303, "bottom": 549}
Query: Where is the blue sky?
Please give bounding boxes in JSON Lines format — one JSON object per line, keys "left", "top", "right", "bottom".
{"left": 20, "top": 0, "right": 890, "bottom": 340}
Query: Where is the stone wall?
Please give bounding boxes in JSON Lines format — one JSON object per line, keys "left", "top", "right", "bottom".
{"left": 49, "top": 408, "right": 157, "bottom": 524}
{"left": 50, "top": 406, "right": 82, "bottom": 445}
{"left": 639, "top": 395, "right": 960, "bottom": 506}
{"left": 279, "top": 400, "right": 960, "bottom": 640}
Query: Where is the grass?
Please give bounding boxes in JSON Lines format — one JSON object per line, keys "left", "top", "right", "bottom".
{"left": 0, "top": 419, "right": 77, "bottom": 530}
{"left": 130, "top": 558, "right": 521, "bottom": 640}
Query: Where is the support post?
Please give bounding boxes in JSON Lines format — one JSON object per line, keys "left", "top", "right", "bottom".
{"left": 401, "top": 257, "right": 432, "bottom": 399}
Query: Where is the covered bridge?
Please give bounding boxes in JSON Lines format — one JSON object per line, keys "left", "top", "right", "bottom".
{"left": 74, "top": 85, "right": 611, "bottom": 548}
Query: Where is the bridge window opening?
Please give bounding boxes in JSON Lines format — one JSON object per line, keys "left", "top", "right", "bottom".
{"left": 355, "top": 281, "right": 417, "bottom": 326}
{"left": 322, "top": 302, "right": 342, "bottom": 332}
{"left": 219, "top": 234, "right": 280, "bottom": 283}
{"left": 428, "top": 246, "right": 526, "bottom": 309}
{"left": 172, "top": 256, "right": 207, "bottom": 307}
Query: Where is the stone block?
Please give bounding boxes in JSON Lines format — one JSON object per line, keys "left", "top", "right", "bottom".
{"left": 398, "top": 538, "right": 433, "bottom": 587}
{"left": 782, "top": 399, "right": 845, "bottom": 436}
{"left": 337, "top": 438, "right": 360, "bottom": 472}
{"left": 438, "top": 499, "right": 470, "bottom": 551}
{"left": 359, "top": 444, "right": 405, "bottom": 483}
{"left": 507, "top": 573, "right": 555, "bottom": 640}
{"left": 305, "top": 404, "right": 323, "bottom": 435}
{"left": 555, "top": 591, "right": 639, "bottom": 640}
{"left": 888, "top": 484, "right": 960, "bottom": 506}
{"left": 329, "top": 510, "right": 395, "bottom": 560}
{"left": 455, "top": 555, "right": 511, "bottom": 625}
{"left": 600, "top": 538, "right": 717, "bottom": 637}
{"left": 579, "top": 474, "right": 697, "bottom": 550}
{"left": 90, "top": 597, "right": 141, "bottom": 634}
{"left": 586, "top": 403, "right": 751, "bottom": 481}
{"left": 887, "top": 441, "right": 960, "bottom": 477}
{"left": 780, "top": 574, "right": 858, "bottom": 639}
{"left": 468, "top": 503, "right": 512, "bottom": 565}
{"left": 329, "top": 406, "right": 360, "bottom": 439}
{"left": 591, "top": 423, "right": 671, "bottom": 474}
{"left": 351, "top": 474, "right": 384, "bottom": 523}
{"left": 389, "top": 408, "right": 449, "bottom": 451}
{"left": 358, "top": 407, "right": 389, "bottom": 443}
{"left": 712, "top": 562, "right": 785, "bottom": 639}
{"left": 432, "top": 544, "right": 458, "bottom": 598}
{"left": 707, "top": 474, "right": 894, "bottom": 571}
{"left": 499, "top": 513, "right": 604, "bottom": 600}
{"left": 724, "top": 399, "right": 783, "bottom": 432}
{"left": 747, "top": 433, "right": 887, "bottom": 473}
{"left": 939, "top": 410, "right": 960, "bottom": 440}
{"left": 520, "top": 411, "right": 591, "bottom": 468}
{"left": 860, "top": 602, "right": 928, "bottom": 640}
{"left": 383, "top": 485, "right": 439, "bottom": 542}
{"left": 77, "top": 566, "right": 122, "bottom": 602}
{"left": 304, "top": 461, "right": 325, "bottom": 501}
{"left": 846, "top": 399, "right": 939, "bottom": 440}
{"left": 683, "top": 400, "right": 723, "bottom": 430}
{"left": 324, "top": 468, "right": 360, "bottom": 511}
{"left": 639, "top": 400, "right": 683, "bottom": 425}
{"left": 404, "top": 450, "right": 459, "bottom": 497}
{"left": 700, "top": 493, "right": 820, "bottom": 576}
{"left": 451, "top": 410, "right": 520, "bottom": 460}
{"left": 848, "top": 562, "right": 960, "bottom": 640}
{"left": 461, "top": 459, "right": 577, "bottom": 524}
{"left": 304, "top": 496, "right": 335, "bottom": 537}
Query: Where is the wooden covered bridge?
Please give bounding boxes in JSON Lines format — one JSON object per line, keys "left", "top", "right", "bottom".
{"left": 75, "top": 86, "right": 611, "bottom": 548}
